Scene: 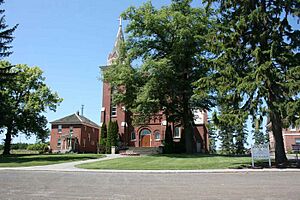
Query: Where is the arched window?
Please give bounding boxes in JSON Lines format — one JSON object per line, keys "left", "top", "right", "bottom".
{"left": 131, "top": 132, "right": 136, "bottom": 140}
{"left": 154, "top": 131, "right": 160, "bottom": 141}
{"left": 140, "top": 129, "right": 151, "bottom": 136}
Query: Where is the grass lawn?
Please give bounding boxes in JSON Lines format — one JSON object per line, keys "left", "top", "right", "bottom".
{"left": 0, "top": 154, "right": 105, "bottom": 167}
{"left": 77, "top": 154, "right": 252, "bottom": 170}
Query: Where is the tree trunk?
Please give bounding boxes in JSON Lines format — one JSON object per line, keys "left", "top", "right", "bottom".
{"left": 184, "top": 122, "right": 194, "bottom": 153}
{"left": 270, "top": 111, "right": 287, "bottom": 165}
{"left": 183, "top": 109, "right": 194, "bottom": 154}
{"left": 3, "top": 126, "right": 12, "bottom": 155}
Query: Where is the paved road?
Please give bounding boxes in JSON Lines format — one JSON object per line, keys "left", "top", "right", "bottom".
{"left": 0, "top": 170, "right": 299, "bottom": 200}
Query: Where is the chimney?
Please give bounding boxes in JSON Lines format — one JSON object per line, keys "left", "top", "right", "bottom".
{"left": 81, "top": 105, "right": 84, "bottom": 116}
{"left": 76, "top": 111, "right": 80, "bottom": 115}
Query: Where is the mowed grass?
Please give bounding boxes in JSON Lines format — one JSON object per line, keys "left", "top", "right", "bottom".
{"left": 77, "top": 154, "right": 252, "bottom": 170}
{"left": 0, "top": 154, "right": 105, "bottom": 167}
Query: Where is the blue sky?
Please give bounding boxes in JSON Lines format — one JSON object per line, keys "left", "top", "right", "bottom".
{"left": 2, "top": 0, "right": 178, "bottom": 143}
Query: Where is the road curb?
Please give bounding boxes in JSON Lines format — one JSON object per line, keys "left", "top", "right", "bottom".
{"left": 1, "top": 167, "right": 300, "bottom": 174}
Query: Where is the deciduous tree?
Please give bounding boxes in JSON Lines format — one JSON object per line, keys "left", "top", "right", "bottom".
{"left": 0, "top": 62, "right": 62, "bottom": 155}
{"left": 104, "top": 0, "right": 213, "bottom": 153}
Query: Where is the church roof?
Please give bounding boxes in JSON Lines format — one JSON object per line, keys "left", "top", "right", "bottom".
{"left": 50, "top": 113, "right": 100, "bottom": 128}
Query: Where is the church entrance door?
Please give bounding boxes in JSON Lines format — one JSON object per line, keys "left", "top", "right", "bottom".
{"left": 140, "top": 129, "right": 151, "bottom": 147}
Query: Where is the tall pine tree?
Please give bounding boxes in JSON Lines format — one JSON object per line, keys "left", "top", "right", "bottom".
{"left": 199, "top": 0, "right": 300, "bottom": 164}
{"left": 0, "top": 0, "right": 18, "bottom": 130}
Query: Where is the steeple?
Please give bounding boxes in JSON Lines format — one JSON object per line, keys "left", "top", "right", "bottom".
{"left": 107, "top": 16, "right": 124, "bottom": 65}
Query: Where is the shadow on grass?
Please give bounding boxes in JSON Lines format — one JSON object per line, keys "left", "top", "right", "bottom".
{"left": 151, "top": 153, "right": 251, "bottom": 159}
{"left": 0, "top": 154, "right": 101, "bottom": 164}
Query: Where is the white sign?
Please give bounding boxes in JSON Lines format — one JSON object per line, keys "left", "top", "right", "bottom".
{"left": 251, "top": 143, "right": 271, "bottom": 168}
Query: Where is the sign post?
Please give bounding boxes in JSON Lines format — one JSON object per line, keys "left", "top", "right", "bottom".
{"left": 251, "top": 143, "right": 271, "bottom": 168}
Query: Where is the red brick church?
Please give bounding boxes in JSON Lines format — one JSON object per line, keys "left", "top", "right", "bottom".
{"left": 100, "top": 20, "right": 209, "bottom": 153}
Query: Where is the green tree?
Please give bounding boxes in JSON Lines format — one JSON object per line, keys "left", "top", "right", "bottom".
{"left": 212, "top": 107, "right": 248, "bottom": 155}
{"left": 207, "top": 120, "right": 217, "bottom": 154}
{"left": 0, "top": 0, "right": 18, "bottom": 129}
{"left": 99, "top": 122, "right": 107, "bottom": 153}
{"left": 253, "top": 116, "right": 266, "bottom": 145}
{"left": 36, "top": 129, "right": 50, "bottom": 144}
{"left": 106, "top": 122, "right": 112, "bottom": 154}
{"left": 199, "top": 0, "right": 300, "bottom": 164}
{"left": 0, "top": 0, "right": 18, "bottom": 59}
{"left": 0, "top": 62, "right": 62, "bottom": 155}
{"left": 106, "top": 121, "right": 119, "bottom": 154}
{"left": 104, "top": 0, "right": 213, "bottom": 153}
{"left": 111, "top": 121, "right": 119, "bottom": 147}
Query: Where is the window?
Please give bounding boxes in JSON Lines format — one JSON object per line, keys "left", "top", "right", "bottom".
{"left": 141, "top": 129, "right": 151, "bottom": 136}
{"left": 111, "top": 106, "right": 117, "bottom": 117}
{"left": 174, "top": 127, "right": 181, "bottom": 138}
{"left": 58, "top": 125, "right": 62, "bottom": 133}
{"left": 70, "top": 126, "right": 73, "bottom": 134}
{"left": 131, "top": 132, "right": 136, "bottom": 141}
{"left": 91, "top": 140, "right": 95, "bottom": 146}
{"left": 88, "top": 133, "right": 91, "bottom": 142}
{"left": 155, "top": 131, "right": 160, "bottom": 141}
{"left": 83, "top": 139, "right": 86, "bottom": 147}
{"left": 296, "top": 138, "right": 300, "bottom": 144}
{"left": 290, "top": 125, "right": 297, "bottom": 131}
{"left": 57, "top": 139, "right": 61, "bottom": 147}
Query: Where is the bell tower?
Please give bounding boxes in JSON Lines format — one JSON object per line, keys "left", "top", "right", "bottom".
{"left": 100, "top": 17, "right": 129, "bottom": 145}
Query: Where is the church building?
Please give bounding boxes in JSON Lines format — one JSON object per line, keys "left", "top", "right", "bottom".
{"left": 100, "top": 19, "right": 209, "bottom": 153}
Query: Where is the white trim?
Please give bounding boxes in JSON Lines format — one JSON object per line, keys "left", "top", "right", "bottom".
{"left": 161, "top": 120, "right": 167, "bottom": 126}
{"left": 101, "top": 107, "right": 105, "bottom": 112}
{"left": 284, "top": 133, "right": 300, "bottom": 136}
{"left": 121, "top": 122, "right": 127, "bottom": 127}
{"left": 75, "top": 113, "right": 83, "bottom": 122}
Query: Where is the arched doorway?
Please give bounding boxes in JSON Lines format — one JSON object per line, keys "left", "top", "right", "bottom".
{"left": 140, "top": 129, "right": 151, "bottom": 147}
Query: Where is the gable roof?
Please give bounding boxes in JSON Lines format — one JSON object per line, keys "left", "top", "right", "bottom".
{"left": 50, "top": 113, "right": 100, "bottom": 128}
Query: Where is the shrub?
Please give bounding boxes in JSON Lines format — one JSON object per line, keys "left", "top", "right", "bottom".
{"left": 106, "top": 121, "right": 119, "bottom": 154}
{"left": 99, "top": 122, "right": 107, "bottom": 153}
{"left": 27, "top": 143, "right": 49, "bottom": 154}
{"left": 11, "top": 143, "right": 29, "bottom": 150}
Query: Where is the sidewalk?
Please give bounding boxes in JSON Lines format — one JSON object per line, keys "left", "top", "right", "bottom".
{"left": 0, "top": 154, "right": 300, "bottom": 173}
{"left": 0, "top": 154, "right": 122, "bottom": 172}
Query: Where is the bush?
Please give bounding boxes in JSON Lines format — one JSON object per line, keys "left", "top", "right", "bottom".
{"left": 27, "top": 143, "right": 49, "bottom": 154}
{"left": 11, "top": 143, "right": 29, "bottom": 150}
{"left": 106, "top": 121, "right": 119, "bottom": 154}
{"left": 99, "top": 123, "right": 107, "bottom": 153}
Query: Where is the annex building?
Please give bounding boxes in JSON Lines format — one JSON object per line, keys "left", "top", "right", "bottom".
{"left": 269, "top": 125, "right": 300, "bottom": 152}
{"left": 100, "top": 20, "right": 209, "bottom": 153}
{"left": 50, "top": 112, "right": 100, "bottom": 153}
